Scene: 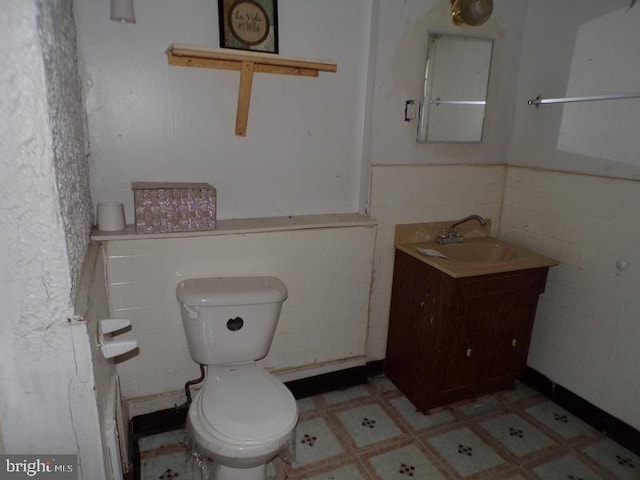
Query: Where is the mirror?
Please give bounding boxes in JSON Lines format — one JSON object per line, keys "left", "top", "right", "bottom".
{"left": 417, "top": 33, "right": 493, "bottom": 143}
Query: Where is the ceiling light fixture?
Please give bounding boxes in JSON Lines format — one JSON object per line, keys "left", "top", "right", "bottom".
{"left": 450, "top": 0, "right": 493, "bottom": 26}
{"left": 110, "top": 0, "right": 136, "bottom": 23}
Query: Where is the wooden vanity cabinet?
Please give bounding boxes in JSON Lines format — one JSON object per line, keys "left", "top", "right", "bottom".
{"left": 384, "top": 249, "right": 549, "bottom": 413}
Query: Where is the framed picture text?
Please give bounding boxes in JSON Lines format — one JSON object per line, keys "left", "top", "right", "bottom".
{"left": 218, "top": 0, "right": 278, "bottom": 53}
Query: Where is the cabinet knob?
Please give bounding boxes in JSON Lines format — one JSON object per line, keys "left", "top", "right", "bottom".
{"left": 466, "top": 348, "right": 472, "bottom": 358}
{"left": 511, "top": 338, "right": 517, "bottom": 347}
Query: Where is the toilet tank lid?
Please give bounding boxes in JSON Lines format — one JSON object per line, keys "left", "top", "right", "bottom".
{"left": 176, "top": 276, "right": 287, "bottom": 307}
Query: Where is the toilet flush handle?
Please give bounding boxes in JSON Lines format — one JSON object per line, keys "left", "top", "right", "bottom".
{"left": 184, "top": 304, "right": 199, "bottom": 320}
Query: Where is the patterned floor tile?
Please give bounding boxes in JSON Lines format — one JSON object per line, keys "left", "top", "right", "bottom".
{"left": 480, "top": 413, "right": 557, "bottom": 458}
{"left": 139, "top": 429, "right": 185, "bottom": 453}
{"left": 141, "top": 451, "right": 200, "bottom": 480}
{"left": 323, "top": 384, "right": 372, "bottom": 406}
{"left": 389, "top": 396, "right": 456, "bottom": 432}
{"left": 265, "top": 459, "right": 284, "bottom": 479}
{"left": 336, "top": 403, "right": 405, "bottom": 449}
{"left": 485, "top": 473, "right": 529, "bottom": 480}
{"left": 425, "top": 427, "right": 507, "bottom": 477}
{"left": 531, "top": 454, "right": 606, "bottom": 480}
{"left": 370, "top": 376, "right": 399, "bottom": 394}
{"left": 298, "top": 396, "right": 321, "bottom": 414}
{"left": 294, "top": 416, "right": 346, "bottom": 467}
{"left": 138, "top": 377, "right": 636, "bottom": 480}
{"left": 501, "top": 382, "right": 542, "bottom": 404}
{"left": 583, "top": 438, "right": 640, "bottom": 480}
{"left": 303, "top": 463, "right": 368, "bottom": 480}
{"left": 453, "top": 396, "right": 505, "bottom": 418}
{"left": 367, "top": 444, "right": 446, "bottom": 480}
{"left": 525, "top": 401, "right": 596, "bottom": 441}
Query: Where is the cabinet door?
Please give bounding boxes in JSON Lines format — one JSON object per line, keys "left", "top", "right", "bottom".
{"left": 386, "top": 252, "right": 549, "bottom": 411}
{"left": 437, "top": 270, "right": 545, "bottom": 402}
{"left": 385, "top": 251, "right": 448, "bottom": 412}
{"left": 437, "top": 292, "right": 498, "bottom": 402}
{"left": 484, "top": 287, "right": 539, "bottom": 385}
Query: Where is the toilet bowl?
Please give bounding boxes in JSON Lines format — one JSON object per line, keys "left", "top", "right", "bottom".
{"left": 177, "top": 276, "right": 298, "bottom": 480}
{"left": 188, "top": 364, "right": 297, "bottom": 471}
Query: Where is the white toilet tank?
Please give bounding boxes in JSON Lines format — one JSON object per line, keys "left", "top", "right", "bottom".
{"left": 176, "top": 276, "right": 288, "bottom": 365}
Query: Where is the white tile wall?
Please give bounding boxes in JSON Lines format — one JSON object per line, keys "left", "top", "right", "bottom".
{"left": 105, "top": 226, "right": 375, "bottom": 399}
{"left": 501, "top": 167, "right": 640, "bottom": 430}
{"left": 367, "top": 164, "right": 506, "bottom": 359}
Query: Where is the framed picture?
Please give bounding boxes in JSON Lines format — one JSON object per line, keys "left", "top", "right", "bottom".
{"left": 218, "top": 0, "right": 278, "bottom": 54}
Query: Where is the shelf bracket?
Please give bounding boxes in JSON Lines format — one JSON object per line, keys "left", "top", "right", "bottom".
{"left": 237, "top": 61, "right": 255, "bottom": 136}
{"left": 167, "top": 44, "right": 337, "bottom": 137}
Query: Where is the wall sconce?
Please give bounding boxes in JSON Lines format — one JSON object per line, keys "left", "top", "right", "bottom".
{"left": 111, "top": 0, "right": 136, "bottom": 23}
{"left": 450, "top": 0, "right": 493, "bottom": 26}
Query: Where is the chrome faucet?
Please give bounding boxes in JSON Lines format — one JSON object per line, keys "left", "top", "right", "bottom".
{"left": 436, "top": 214, "right": 488, "bottom": 245}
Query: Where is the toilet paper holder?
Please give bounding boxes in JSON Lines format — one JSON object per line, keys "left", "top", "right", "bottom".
{"left": 98, "top": 318, "right": 138, "bottom": 359}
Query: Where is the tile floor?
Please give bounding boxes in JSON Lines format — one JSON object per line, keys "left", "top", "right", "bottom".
{"left": 139, "top": 377, "right": 639, "bottom": 480}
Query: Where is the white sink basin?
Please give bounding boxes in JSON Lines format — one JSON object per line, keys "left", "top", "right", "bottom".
{"left": 398, "top": 236, "right": 558, "bottom": 278}
{"left": 433, "top": 242, "right": 519, "bottom": 263}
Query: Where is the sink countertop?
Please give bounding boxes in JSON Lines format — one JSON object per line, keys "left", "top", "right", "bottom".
{"left": 394, "top": 222, "right": 558, "bottom": 278}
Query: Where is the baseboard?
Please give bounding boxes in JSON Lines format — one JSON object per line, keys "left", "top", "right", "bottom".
{"left": 366, "top": 359, "right": 384, "bottom": 377}
{"left": 522, "top": 366, "right": 640, "bottom": 455}
{"left": 285, "top": 364, "right": 368, "bottom": 399}
{"left": 272, "top": 356, "right": 367, "bottom": 383}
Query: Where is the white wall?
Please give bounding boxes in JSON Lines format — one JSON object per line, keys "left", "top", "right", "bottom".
{"left": 367, "top": 1, "right": 640, "bottom": 433}
{"left": 79, "top": 245, "right": 118, "bottom": 479}
{"left": 38, "top": 0, "right": 93, "bottom": 295}
{"left": 74, "top": 0, "right": 373, "bottom": 222}
{"left": 0, "top": 1, "right": 105, "bottom": 476}
{"left": 68, "top": 0, "right": 640, "bottom": 435}
{"left": 509, "top": 1, "right": 640, "bottom": 178}
{"left": 369, "top": 0, "right": 526, "bottom": 166}
{"left": 0, "top": 1, "right": 73, "bottom": 450}
{"left": 1, "top": 2, "right": 77, "bottom": 451}
{"left": 104, "top": 224, "right": 375, "bottom": 399}
{"left": 501, "top": 168, "right": 640, "bottom": 430}
{"left": 503, "top": 0, "right": 640, "bottom": 429}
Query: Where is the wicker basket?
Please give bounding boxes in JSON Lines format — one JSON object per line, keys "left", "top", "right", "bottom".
{"left": 132, "top": 182, "right": 216, "bottom": 234}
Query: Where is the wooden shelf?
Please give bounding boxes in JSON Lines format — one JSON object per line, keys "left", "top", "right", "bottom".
{"left": 167, "top": 44, "right": 337, "bottom": 136}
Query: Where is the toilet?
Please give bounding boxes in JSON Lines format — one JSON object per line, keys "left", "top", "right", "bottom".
{"left": 176, "top": 276, "right": 298, "bottom": 480}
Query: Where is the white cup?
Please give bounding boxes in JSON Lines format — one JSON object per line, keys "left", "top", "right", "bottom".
{"left": 97, "top": 202, "right": 126, "bottom": 231}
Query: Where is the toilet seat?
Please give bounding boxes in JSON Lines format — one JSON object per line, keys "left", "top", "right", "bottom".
{"left": 187, "top": 363, "right": 297, "bottom": 466}
{"left": 198, "top": 364, "right": 297, "bottom": 444}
